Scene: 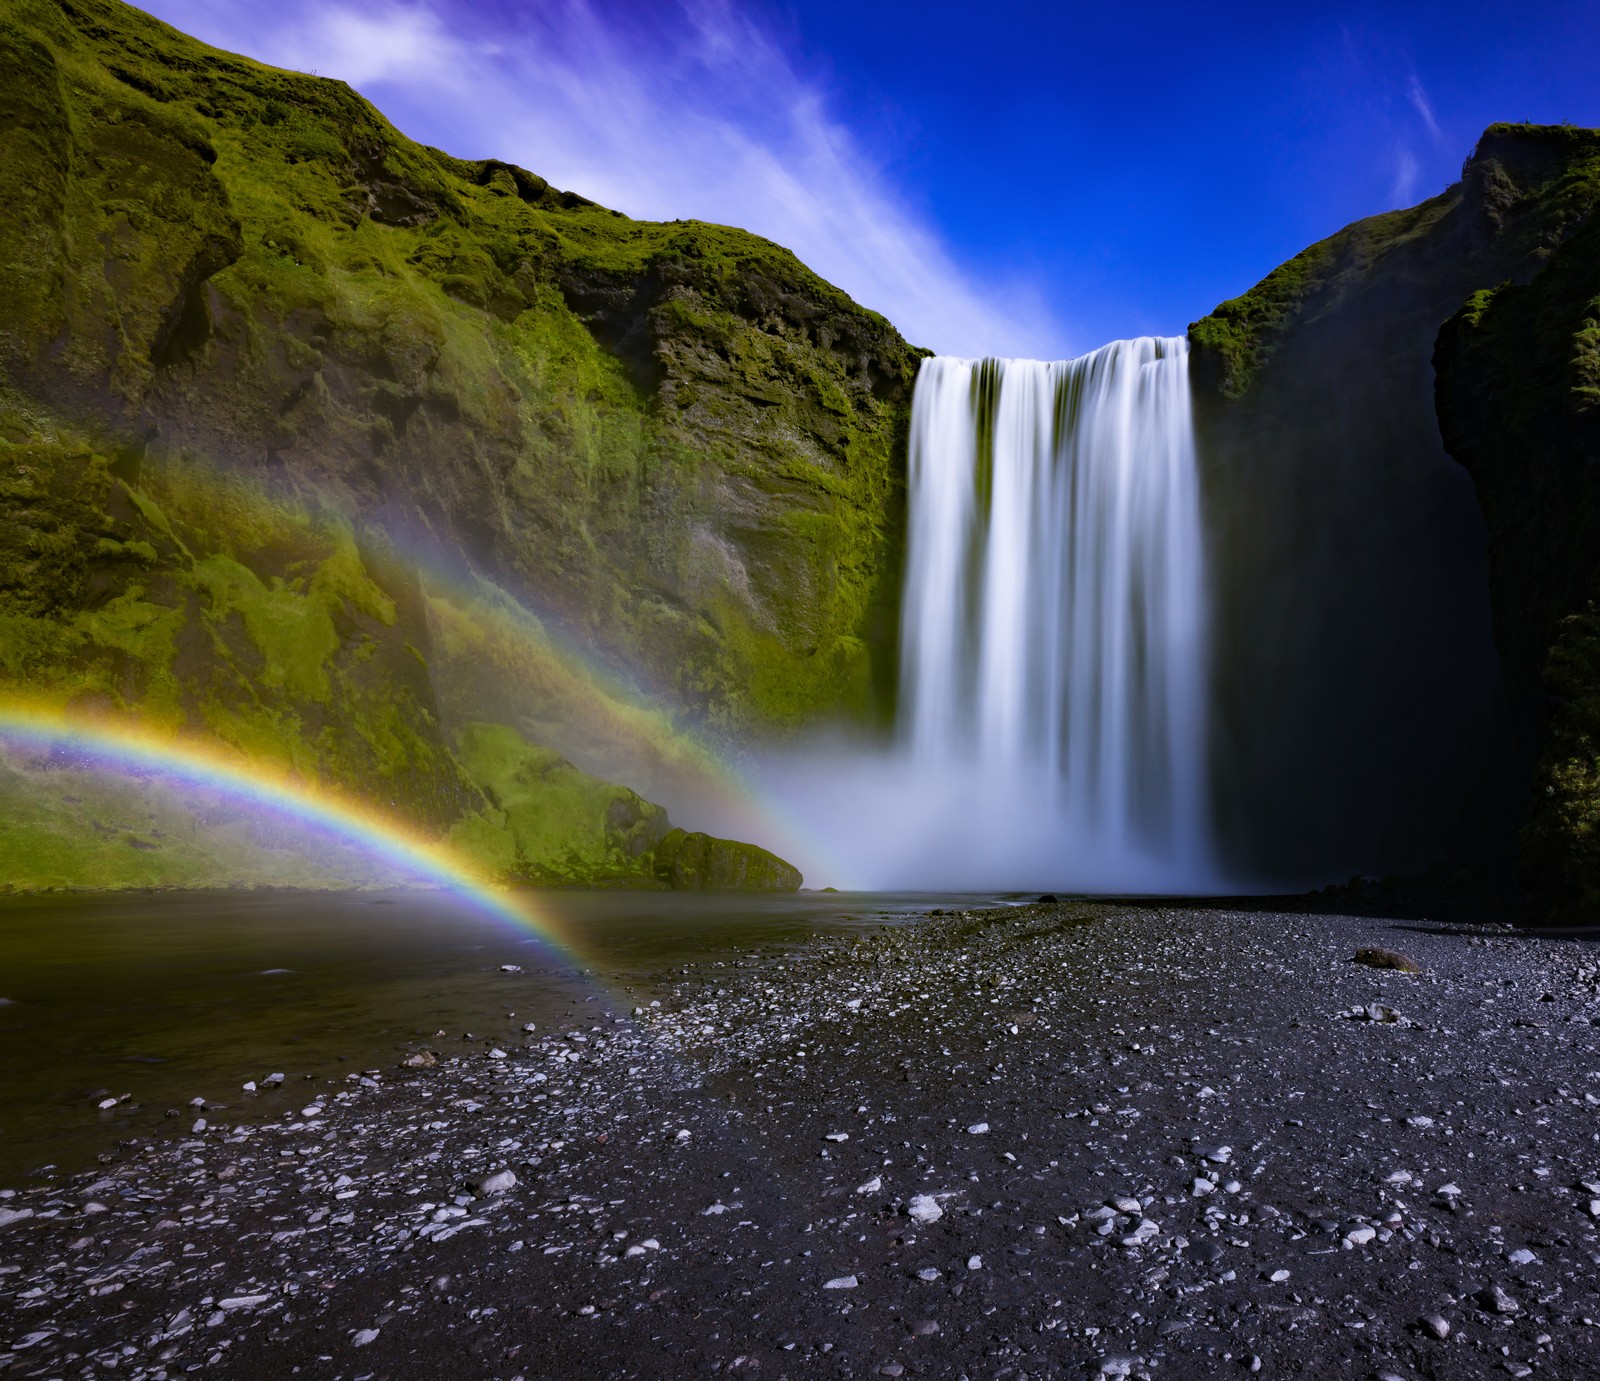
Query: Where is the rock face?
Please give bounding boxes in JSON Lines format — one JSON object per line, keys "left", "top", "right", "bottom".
{"left": 0, "top": 0, "right": 920, "bottom": 740}
{"left": 1189, "top": 123, "right": 1600, "bottom": 892}
{"left": 0, "top": 0, "right": 896, "bottom": 887}
{"left": 1433, "top": 125, "right": 1600, "bottom": 920}
{"left": 651, "top": 828, "right": 803, "bottom": 892}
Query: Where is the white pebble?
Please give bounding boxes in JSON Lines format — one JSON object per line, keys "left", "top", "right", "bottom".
{"left": 907, "top": 1194, "right": 943, "bottom": 1225}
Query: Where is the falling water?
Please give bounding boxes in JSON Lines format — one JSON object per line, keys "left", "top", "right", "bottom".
{"left": 757, "top": 337, "right": 1219, "bottom": 892}
{"left": 895, "top": 339, "right": 1215, "bottom": 888}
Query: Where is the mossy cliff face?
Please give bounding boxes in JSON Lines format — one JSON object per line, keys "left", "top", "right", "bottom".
{"left": 0, "top": 0, "right": 919, "bottom": 890}
{"left": 1191, "top": 124, "right": 1600, "bottom": 893}
{"left": 0, "top": 0, "right": 920, "bottom": 744}
{"left": 0, "top": 425, "right": 785, "bottom": 890}
{"left": 1432, "top": 126, "right": 1600, "bottom": 919}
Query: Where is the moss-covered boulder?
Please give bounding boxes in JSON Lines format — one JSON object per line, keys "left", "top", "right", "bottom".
{"left": 651, "top": 827, "right": 802, "bottom": 892}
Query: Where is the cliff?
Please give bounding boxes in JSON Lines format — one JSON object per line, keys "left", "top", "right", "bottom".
{"left": 0, "top": 0, "right": 929, "bottom": 888}
{"left": 1192, "top": 123, "right": 1600, "bottom": 906}
{"left": 1433, "top": 125, "right": 1600, "bottom": 920}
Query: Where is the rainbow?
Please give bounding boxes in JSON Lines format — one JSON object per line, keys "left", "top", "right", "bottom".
{"left": 0, "top": 704, "right": 582, "bottom": 956}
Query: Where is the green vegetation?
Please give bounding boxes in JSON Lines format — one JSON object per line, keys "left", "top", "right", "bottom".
{"left": 446, "top": 722, "right": 671, "bottom": 888}
{"left": 0, "top": 0, "right": 919, "bottom": 741}
{"left": 0, "top": 0, "right": 904, "bottom": 889}
{"left": 652, "top": 827, "right": 803, "bottom": 891}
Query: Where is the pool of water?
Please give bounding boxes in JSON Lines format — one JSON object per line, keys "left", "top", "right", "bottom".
{"left": 0, "top": 887, "right": 1010, "bottom": 1181}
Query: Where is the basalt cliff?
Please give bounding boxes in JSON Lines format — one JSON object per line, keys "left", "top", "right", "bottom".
{"left": 1191, "top": 122, "right": 1600, "bottom": 919}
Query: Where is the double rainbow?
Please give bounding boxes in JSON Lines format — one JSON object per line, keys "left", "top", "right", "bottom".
{"left": 0, "top": 704, "right": 578, "bottom": 954}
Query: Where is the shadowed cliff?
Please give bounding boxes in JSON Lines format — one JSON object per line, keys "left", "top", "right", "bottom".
{"left": 1192, "top": 123, "right": 1600, "bottom": 902}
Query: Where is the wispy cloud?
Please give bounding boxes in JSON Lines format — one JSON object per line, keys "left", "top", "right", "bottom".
{"left": 1390, "top": 147, "right": 1421, "bottom": 204}
{"left": 144, "top": 0, "right": 1068, "bottom": 358}
{"left": 1406, "top": 73, "right": 1442, "bottom": 141}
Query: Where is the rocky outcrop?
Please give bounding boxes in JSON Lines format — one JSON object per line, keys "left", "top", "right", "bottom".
{"left": 1433, "top": 126, "right": 1600, "bottom": 919}
{"left": 1189, "top": 123, "right": 1600, "bottom": 891}
{"left": 652, "top": 827, "right": 803, "bottom": 892}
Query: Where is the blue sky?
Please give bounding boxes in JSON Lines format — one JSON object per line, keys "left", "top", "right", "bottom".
{"left": 143, "top": 0, "right": 1599, "bottom": 357}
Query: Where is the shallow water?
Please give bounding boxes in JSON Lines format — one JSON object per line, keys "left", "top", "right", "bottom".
{"left": 0, "top": 887, "right": 1004, "bottom": 1180}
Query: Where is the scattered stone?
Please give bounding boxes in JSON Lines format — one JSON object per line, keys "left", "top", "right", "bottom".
{"left": 1344, "top": 1225, "right": 1377, "bottom": 1247}
{"left": 966, "top": 1121, "right": 990, "bottom": 1135}
{"left": 1507, "top": 1247, "right": 1538, "bottom": 1266}
{"left": 352, "top": 1327, "right": 380, "bottom": 1346}
{"left": 823, "top": 1275, "right": 858, "bottom": 1290}
{"left": 1477, "top": 1283, "right": 1520, "bottom": 1314}
{"left": 1420, "top": 1313, "right": 1451, "bottom": 1339}
{"left": 475, "top": 1169, "right": 517, "bottom": 1196}
{"left": 907, "top": 1194, "right": 942, "bottom": 1224}
{"left": 855, "top": 1176, "right": 882, "bottom": 1195}
{"left": 1191, "top": 1142, "right": 1232, "bottom": 1164}
{"left": 1342, "top": 1003, "right": 1408, "bottom": 1024}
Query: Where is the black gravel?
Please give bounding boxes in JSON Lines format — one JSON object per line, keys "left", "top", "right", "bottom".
{"left": 5, "top": 900, "right": 1600, "bottom": 1380}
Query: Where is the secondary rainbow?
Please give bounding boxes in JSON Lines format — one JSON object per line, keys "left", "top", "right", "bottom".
{"left": 0, "top": 704, "right": 582, "bottom": 955}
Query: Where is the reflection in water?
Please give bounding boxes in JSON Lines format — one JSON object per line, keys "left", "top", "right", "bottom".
{"left": 0, "top": 887, "right": 1004, "bottom": 1179}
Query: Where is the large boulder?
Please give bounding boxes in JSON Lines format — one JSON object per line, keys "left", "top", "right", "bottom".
{"left": 651, "top": 827, "right": 802, "bottom": 892}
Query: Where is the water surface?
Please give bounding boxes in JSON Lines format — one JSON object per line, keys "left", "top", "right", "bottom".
{"left": 0, "top": 887, "right": 1003, "bottom": 1180}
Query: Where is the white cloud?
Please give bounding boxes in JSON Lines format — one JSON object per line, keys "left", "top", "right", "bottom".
{"left": 1406, "top": 73, "right": 1442, "bottom": 141}
{"left": 143, "top": 0, "right": 1069, "bottom": 357}
{"left": 1390, "top": 146, "right": 1421, "bottom": 204}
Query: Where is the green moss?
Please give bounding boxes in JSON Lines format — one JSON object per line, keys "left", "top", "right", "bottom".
{"left": 0, "top": 0, "right": 893, "bottom": 890}
{"left": 0, "top": 748, "right": 411, "bottom": 891}
{"left": 446, "top": 721, "right": 670, "bottom": 886}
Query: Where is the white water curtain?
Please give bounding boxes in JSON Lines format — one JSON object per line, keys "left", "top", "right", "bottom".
{"left": 897, "top": 339, "right": 1214, "bottom": 885}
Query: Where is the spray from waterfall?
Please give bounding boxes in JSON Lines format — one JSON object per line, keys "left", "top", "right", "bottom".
{"left": 762, "top": 338, "right": 1222, "bottom": 892}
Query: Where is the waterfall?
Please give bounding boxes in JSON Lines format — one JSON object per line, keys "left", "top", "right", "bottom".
{"left": 895, "top": 338, "right": 1216, "bottom": 889}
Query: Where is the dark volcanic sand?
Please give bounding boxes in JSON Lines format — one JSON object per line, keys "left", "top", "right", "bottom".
{"left": 5, "top": 901, "right": 1600, "bottom": 1380}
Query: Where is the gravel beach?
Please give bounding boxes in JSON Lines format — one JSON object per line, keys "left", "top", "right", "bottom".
{"left": 5, "top": 899, "right": 1600, "bottom": 1380}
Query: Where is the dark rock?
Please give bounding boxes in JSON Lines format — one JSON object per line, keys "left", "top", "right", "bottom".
{"left": 1352, "top": 947, "right": 1423, "bottom": 973}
